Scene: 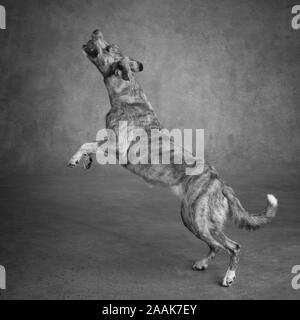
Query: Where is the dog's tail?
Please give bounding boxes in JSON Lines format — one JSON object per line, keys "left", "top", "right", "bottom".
{"left": 222, "top": 185, "right": 278, "bottom": 230}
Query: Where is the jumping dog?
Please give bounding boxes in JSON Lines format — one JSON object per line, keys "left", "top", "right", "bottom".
{"left": 68, "top": 30, "right": 278, "bottom": 287}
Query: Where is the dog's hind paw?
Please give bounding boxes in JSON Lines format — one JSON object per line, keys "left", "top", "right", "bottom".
{"left": 192, "top": 260, "right": 208, "bottom": 271}
{"left": 222, "top": 270, "right": 236, "bottom": 287}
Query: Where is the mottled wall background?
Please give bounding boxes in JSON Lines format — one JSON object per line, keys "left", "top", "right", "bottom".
{"left": 0, "top": 0, "right": 299, "bottom": 179}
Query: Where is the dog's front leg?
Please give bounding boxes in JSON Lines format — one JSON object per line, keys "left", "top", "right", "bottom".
{"left": 68, "top": 142, "right": 100, "bottom": 169}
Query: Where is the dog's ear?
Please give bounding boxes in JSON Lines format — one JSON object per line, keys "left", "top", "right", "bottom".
{"left": 119, "top": 62, "right": 131, "bottom": 81}
{"left": 111, "top": 57, "right": 141, "bottom": 80}
{"left": 130, "top": 59, "right": 143, "bottom": 73}
{"left": 112, "top": 60, "right": 131, "bottom": 81}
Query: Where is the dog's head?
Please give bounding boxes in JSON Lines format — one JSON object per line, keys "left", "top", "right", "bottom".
{"left": 82, "top": 30, "right": 143, "bottom": 81}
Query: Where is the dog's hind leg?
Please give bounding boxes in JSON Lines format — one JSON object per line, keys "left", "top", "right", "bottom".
{"left": 192, "top": 241, "right": 221, "bottom": 271}
{"left": 181, "top": 202, "right": 222, "bottom": 271}
{"left": 212, "top": 231, "right": 241, "bottom": 287}
{"left": 68, "top": 142, "right": 98, "bottom": 169}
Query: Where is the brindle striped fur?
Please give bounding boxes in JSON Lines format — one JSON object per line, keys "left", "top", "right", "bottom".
{"left": 68, "top": 30, "right": 278, "bottom": 287}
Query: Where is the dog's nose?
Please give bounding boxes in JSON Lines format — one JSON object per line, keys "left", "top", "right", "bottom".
{"left": 92, "top": 29, "right": 103, "bottom": 40}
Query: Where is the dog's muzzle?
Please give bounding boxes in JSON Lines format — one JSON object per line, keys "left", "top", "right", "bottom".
{"left": 82, "top": 40, "right": 99, "bottom": 58}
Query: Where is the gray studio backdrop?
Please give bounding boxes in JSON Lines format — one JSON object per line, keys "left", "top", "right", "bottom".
{"left": 0, "top": 0, "right": 299, "bottom": 179}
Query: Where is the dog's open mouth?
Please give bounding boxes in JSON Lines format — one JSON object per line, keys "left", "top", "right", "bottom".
{"left": 82, "top": 40, "right": 99, "bottom": 58}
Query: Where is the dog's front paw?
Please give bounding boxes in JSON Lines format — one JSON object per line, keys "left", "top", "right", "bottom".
{"left": 68, "top": 154, "right": 81, "bottom": 168}
{"left": 222, "top": 270, "right": 236, "bottom": 287}
{"left": 67, "top": 160, "right": 79, "bottom": 168}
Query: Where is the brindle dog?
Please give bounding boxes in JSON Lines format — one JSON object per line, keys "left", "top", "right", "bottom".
{"left": 68, "top": 30, "right": 278, "bottom": 287}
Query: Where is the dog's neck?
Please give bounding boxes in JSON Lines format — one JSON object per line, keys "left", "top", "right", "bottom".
{"left": 104, "top": 75, "right": 154, "bottom": 111}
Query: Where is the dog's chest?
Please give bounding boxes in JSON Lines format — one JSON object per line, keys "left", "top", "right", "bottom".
{"left": 105, "top": 102, "right": 160, "bottom": 134}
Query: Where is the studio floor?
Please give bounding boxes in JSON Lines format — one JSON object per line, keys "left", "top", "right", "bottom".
{"left": 0, "top": 167, "right": 299, "bottom": 300}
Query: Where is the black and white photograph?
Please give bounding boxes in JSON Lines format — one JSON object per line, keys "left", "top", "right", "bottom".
{"left": 0, "top": 0, "right": 300, "bottom": 305}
